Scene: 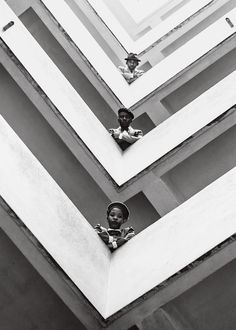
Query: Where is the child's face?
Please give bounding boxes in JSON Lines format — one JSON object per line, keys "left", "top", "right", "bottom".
{"left": 127, "top": 59, "right": 138, "bottom": 72}
{"left": 118, "top": 111, "right": 132, "bottom": 129}
{"left": 107, "top": 207, "right": 124, "bottom": 229}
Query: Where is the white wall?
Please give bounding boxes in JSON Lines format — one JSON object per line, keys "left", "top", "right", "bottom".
{"left": 1, "top": 106, "right": 236, "bottom": 318}
{"left": 0, "top": 114, "right": 111, "bottom": 316}
{"left": 108, "top": 166, "right": 236, "bottom": 316}
{"left": 34, "top": 1, "right": 236, "bottom": 108}
{"left": 2, "top": 0, "right": 236, "bottom": 186}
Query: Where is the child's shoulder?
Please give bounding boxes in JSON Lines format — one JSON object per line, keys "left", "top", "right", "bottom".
{"left": 94, "top": 224, "right": 107, "bottom": 232}
{"left": 122, "top": 226, "right": 134, "bottom": 234}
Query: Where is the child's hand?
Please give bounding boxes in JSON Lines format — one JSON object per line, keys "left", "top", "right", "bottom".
{"left": 116, "top": 237, "right": 128, "bottom": 247}
{"left": 122, "top": 73, "right": 133, "bottom": 80}
{"left": 134, "top": 130, "right": 142, "bottom": 137}
{"left": 120, "top": 130, "right": 131, "bottom": 141}
{"left": 97, "top": 230, "right": 110, "bottom": 244}
{"left": 94, "top": 224, "right": 102, "bottom": 232}
{"left": 127, "top": 77, "right": 137, "bottom": 84}
{"left": 125, "top": 232, "right": 135, "bottom": 240}
{"left": 109, "top": 129, "right": 120, "bottom": 138}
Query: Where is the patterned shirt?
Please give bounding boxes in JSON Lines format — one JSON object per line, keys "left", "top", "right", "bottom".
{"left": 95, "top": 224, "right": 135, "bottom": 251}
{"left": 118, "top": 65, "right": 144, "bottom": 84}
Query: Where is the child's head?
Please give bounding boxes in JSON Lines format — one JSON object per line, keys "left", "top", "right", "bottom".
{"left": 107, "top": 202, "right": 130, "bottom": 229}
{"left": 118, "top": 108, "right": 134, "bottom": 130}
{"left": 125, "top": 53, "right": 141, "bottom": 72}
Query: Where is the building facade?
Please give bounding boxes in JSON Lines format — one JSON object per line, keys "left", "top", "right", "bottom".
{"left": 0, "top": 0, "right": 236, "bottom": 329}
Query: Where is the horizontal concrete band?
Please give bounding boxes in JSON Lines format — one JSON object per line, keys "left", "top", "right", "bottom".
{"left": 1, "top": 0, "right": 236, "bottom": 185}
{"left": 40, "top": 0, "right": 236, "bottom": 107}
{"left": 85, "top": 0, "right": 213, "bottom": 53}
{"left": 0, "top": 113, "right": 236, "bottom": 317}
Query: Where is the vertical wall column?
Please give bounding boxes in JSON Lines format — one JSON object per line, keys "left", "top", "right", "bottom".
{"left": 143, "top": 174, "right": 180, "bottom": 216}
{"left": 147, "top": 100, "right": 171, "bottom": 126}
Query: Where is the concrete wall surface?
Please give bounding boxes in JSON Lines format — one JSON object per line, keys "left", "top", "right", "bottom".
{"left": 140, "top": 259, "right": 236, "bottom": 330}
{"left": 108, "top": 166, "right": 236, "bottom": 316}
{"left": 0, "top": 115, "right": 111, "bottom": 316}
{"left": 32, "top": 1, "right": 236, "bottom": 107}
{"left": 1, "top": 1, "right": 236, "bottom": 328}
{"left": 0, "top": 113, "right": 235, "bottom": 319}
{"left": 1, "top": 2, "right": 236, "bottom": 185}
{"left": 0, "top": 228, "right": 86, "bottom": 330}
{"left": 77, "top": 0, "right": 213, "bottom": 53}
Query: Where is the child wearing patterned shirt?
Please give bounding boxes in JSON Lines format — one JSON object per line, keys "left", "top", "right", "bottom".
{"left": 95, "top": 202, "right": 135, "bottom": 251}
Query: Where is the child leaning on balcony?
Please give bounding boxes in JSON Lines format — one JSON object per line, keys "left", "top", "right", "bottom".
{"left": 109, "top": 108, "right": 143, "bottom": 151}
{"left": 118, "top": 53, "right": 144, "bottom": 84}
{"left": 95, "top": 202, "right": 135, "bottom": 251}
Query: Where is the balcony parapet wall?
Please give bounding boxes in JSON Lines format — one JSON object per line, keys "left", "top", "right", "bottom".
{"left": 33, "top": 1, "right": 236, "bottom": 108}
{"left": 1, "top": 0, "right": 236, "bottom": 186}
{"left": 0, "top": 113, "right": 236, "bottom": 318}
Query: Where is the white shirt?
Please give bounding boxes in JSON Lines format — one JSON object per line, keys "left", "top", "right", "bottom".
{"left": 118, "top": 65, "right": 144, "bottom": 84}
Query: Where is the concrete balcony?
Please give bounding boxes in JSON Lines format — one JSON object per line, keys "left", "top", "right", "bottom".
{"left": 72, "top": 0, "right": 234, "bottom": 60}
{"left": 0, "top": 113, "right": 235, "bottom": 326}
{"left": 1, "top": 0, "right": 236, "bottom": 234}
{"left": 1, "top": 1, "right": 236, "bottom": 328}
{"left": 22, "top": 0, "right": 236, "bottom": 114}
{"left": 1, "top": 0, "right": 236, "bottom": 185}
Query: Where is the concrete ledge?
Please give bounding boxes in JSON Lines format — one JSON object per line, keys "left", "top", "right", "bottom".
{"left": 1, "top": 1, "right": 236, "bottom": 185}
{"left": 0, "top": 197, "right": 105, "bottom": 330}
{"left": 108, "top": 166, "right": 236, "bottom": 315}
{"left": 0, "top": 114, "right": 111, "bottom": 317}
{"left": 35, "top": 1, "right": 236, "bottom": 107}
{"left": 0, "top": 113, "right": 235, "bottom": 320}
{"left": 84, "top": 0, "right": 216, "bottom": 53}
{"left": 106, "top": 236, "right": 236, "bottom": 328}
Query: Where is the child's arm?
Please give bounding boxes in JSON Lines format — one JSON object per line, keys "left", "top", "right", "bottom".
{"left": 124, "top": 227, "right": 135, "bottom": 240}
{"left": 115, "top": 227, "right": 135, "bottom": 249}
{"left": 109, "top": 128, "right": 120, "bottom": 139}
{"left": 95, "top": 224, "right": 110, "bottom": 244}
{"left": 120, "top": 130, "right": 143, "bottom": 144}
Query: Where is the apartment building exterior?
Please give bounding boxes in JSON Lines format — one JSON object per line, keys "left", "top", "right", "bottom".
{"left": 0, "top": 0, "right": 236, "bottom": 329}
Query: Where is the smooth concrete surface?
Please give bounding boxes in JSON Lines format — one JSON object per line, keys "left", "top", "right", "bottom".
{"left": 0, "top": 1, "right": 236, "bottom": 328}
{"left": 65, "top": 0, "right": 125, "bottom": 67}
{"left": 0, "top": 0, "right": 125, "bottom": 180}
{"left": 108, "top": 166, "right": 236, "bottom": 316}
{"left": 0, "top": 63, "right": 159, "bottom": 233}
{"left": 1, "top": 1, "right": 236, "bottom": 185}
{"left": 162, "top": 123, "right": 236, "bottom": 203}
{"left": 160, "top": 0, "right": 236, "bottom": 60}
{"left": 0, "top": 228, "right": 86, "bottom": 330}
{"left": 19, "top": 7, "right": 154, "bottom": 135}
{"left": 5, "top": 0, "right": 30, "bottom": 16}
{"left": 107, "top": 239, "right": 236, "bottom": 329}
{"left": 34, "top": 1, "right": 236, "bottom": 107}
{"left": 162, "top": 46, "right": 236, "bottom": 114}
{"left": 0, "top": 115, "right": 111, "bottom": 316}
{"left": 150, "top": 258, "right": 236, "bottom": 330}
{"left": 20, "top": 7, "right": 118, "bottom": 131}
{"left": 30, "top": 0, "right": 236, "bottom": 121}
{"left": 143, "top": 177, "right": 180, "bottom": 216}
{"left": 121, "top": 70, "right": 236, "bottom": 183}
{"left": 0, "top": 64, "right": 110, "bottom": 228}
{"left": 0, "top": 198, "right": 103, "bottom": 330}
{"left": 1, "top": 107, "right": 236, "bottom": 319}
{"left": 1, "top": 195, "right": 235, "bottom": 330}
{"left": 85, "top": 0, "right": 213, "bottom": 53}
